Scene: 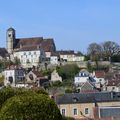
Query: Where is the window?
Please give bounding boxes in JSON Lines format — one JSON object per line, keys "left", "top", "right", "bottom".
{"left": 61, "top": 109, "right": 65, "bottom": 116}
{"left": 34, "top": 52, "right": 36, "bottom": 55}
{"left": 29, "top": 52, "right": 31, "bottom": 55}
{"left": 24, "top": 52, "right": 26, "bottom": 55}
{"left": 85, "top": 108, "right": 89, "bottom": 115}
{"left": 73, "top": 108, "right": 77, "bottom": 115}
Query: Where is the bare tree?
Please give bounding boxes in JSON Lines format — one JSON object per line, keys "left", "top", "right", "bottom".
{"left": 102, "top": 41, "right": 120, "bottom": 61}
{"left": 87, "top": 43, "right": 102, "bottom": 61}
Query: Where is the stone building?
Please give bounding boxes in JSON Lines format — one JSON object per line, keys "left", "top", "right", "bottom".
{"left": 6, "top": 27, "right": 56, "bottom": 67}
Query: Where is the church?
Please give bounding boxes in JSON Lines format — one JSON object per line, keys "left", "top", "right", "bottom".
{"left": 6, "top": 28, "right": 56, "bottom": 68}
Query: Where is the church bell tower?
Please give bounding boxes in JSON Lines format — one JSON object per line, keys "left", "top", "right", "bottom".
{"left": 6, "top": 28, "right": 16, "bottom": 54}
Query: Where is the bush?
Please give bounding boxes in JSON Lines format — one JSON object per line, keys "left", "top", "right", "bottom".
{"left": 57, "top": 64, "right": 79, "bottom": 80}
{"left": 0, "top": 94, "right": 62, "bottom": 120}
{"left": 62, "top": 116, "right": 75, "bottom": 120}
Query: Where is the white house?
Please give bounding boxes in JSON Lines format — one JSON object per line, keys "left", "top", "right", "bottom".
{"left": 51, "top": 70, "right": 62, "bottom": 82}
{"left": 93, "top": 71, "right": 106, "bottom": 85}
{"left": 50, "top": 53, "right": 60, "bottom": 64}
{"left": 4, "top": 66, "right": 25, "bottom": 87}
{"left": 74, "top": 70, "right": 90, "bottom": 86}
{"left": 57, "top": 50, "right": 84, "bottom": 62}
{"left": 13, "top": 45, "right": 46, "bottom": 68}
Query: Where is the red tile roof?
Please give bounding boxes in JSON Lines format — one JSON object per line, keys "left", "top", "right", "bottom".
{"left": 14, "top": 37, "right": 56, "bottom": 52}
{"left": 95, "top": 71, "right": 105, "bottom": 78}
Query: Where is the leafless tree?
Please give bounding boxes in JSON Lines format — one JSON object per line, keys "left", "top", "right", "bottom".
{"left": 102, "top": 41, "right": 120, "bottom": 61}
{"left": 87, "top": 43, "right": 102, "bottom": 61}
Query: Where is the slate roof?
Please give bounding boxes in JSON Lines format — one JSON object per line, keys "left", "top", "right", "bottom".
{"left": 14, "top": 37, "right": 56, "bottom": 52}
{"left": 57, "top": 50, "right": 74, "bottom": 55}
{"left": 57, "top": 92, "right": 120, "bottom": 104}
{"left": 0, "top": 48, "right": 8, "bottom": 58}
{"left": 16, "top": 45, "right": 40, "bottom": 52}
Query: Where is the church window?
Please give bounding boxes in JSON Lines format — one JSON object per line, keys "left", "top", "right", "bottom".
{"left": 8, "top": 34, "right": 11, "bottom": 37}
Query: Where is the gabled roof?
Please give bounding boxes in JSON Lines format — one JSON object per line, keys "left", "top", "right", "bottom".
{"left": 32, "top": 71, "right": 44, "bottom": 78}
{"left": 95, "top": 71, "right": 105, "bottom": 78}
{"left": 14, "top": 37, "right": 56, "bottom": 52}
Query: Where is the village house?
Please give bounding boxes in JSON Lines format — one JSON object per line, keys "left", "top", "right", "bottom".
{"left": 51, "top": 69, "right": 62, "bottom": 82}
{"left": 4, "top": 65, "right": 25, "bottom": 87}
{"left": 93, "top": 71, "right": 106, "bottom": 85}
{"left": 76, "top": 81, "right": 98, "bottom": 93}
{"left": 50, "top": 52, "right": 60, "bottom": 65}
{"left": 57, "top": 92, "right": 120, "bottom": 119}
{"left": 103, "top": 80, "right": 120, "bottom": 92}
{"left": 26, "top": 70, "right": 48, "bottom": 87}
{"left": 13, "top": 45, "right": 46, "bottom": 68}
{"left": 74, "top": 70, "right": 94, "bottom": 86}
{"left": 57, "top": 50, "right": 84, "bottom": 62}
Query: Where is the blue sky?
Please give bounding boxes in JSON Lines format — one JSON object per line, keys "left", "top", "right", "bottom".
{"left": 0, "top": 0, "right": 120, "bottom": 53}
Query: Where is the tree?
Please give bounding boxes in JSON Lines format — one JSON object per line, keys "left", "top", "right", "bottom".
{"left": 0, "top": 87, "right": 48, "bottom": 109}
{"left": 102, "top": 41, "right": 120, "bottom": 61}
{"left": 57, "top": 64, "right": 79, "bottom": 80}
{"left": 0, "top": 94, "right": 62, "bottom": 120}
{"left": 87, "top": 43, "right": 102, "bottom": 61}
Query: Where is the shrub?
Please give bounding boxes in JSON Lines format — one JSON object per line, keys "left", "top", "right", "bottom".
{"left": 0, "top": 94, "right": 62, "bottom": 120}
{"left": 0, "top": 87, "right": 48, "bottom": 109}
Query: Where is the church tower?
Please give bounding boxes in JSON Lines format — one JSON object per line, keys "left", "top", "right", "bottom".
{"left": 6, "top": 28, "right": 16, "bottom": 54}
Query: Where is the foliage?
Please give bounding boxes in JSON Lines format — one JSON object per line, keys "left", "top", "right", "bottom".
{"left": 62, "top": 116, "right": 75, "bottom": 120}
{"left": 57, "top": 64, "right": 79, "bottom": 80}
{"left": 0, "top": 87, "right": 48, "bottom": 110}
{"left": 42, "top": 69, "right": 53, "bottom": 80}
{"left": 111, "top": 55, "right": 120, "bottom": 62}
{"left": 0, "top": 75, "right": 4, "bottom": 86}
{"left": 0, "top": 94, "right": 62, "bottom": 120}
{"left": 65, "top": 88, "right": 73, "bottom": 93}
{"left": 52, "top": 81, "right": 62, "bottom": 87}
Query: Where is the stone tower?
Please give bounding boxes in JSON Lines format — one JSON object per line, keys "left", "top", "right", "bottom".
{"left": 6, "top": 28, "right": 16, "bottom": 54}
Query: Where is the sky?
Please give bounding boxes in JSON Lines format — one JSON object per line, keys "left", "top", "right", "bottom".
{"left": 0, "top": 0, "right": 120, "bottom": 53}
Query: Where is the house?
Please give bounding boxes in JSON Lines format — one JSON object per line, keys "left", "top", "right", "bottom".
{"left": 26, "top": 70, "right": 48, "bottom": 87}
{"left": 76, "top": 81, "right": 98, "bottom": 93}
{"left": 57, "top": 92, "right": 120, "bottom": 119}
{"left": 51, "top": 70, "right": 62, "bottom": 82}
{"left": 50, "top": 52, "right": 60, "bottom": 65}
{"left": 57, "top": 50, "right": 84, "bottom": 62}
{"left": 4, "top": 65, "right": 25, "bottom": 87}
{"left": 103, "top": 80, "right": 120, "bottom": 92}
{"left": 93, "top": 71, "right": 106, "bottom": 85}
{"left": 74, "top": 70, "right": 91, "bottom": 86}
{"left": 13, "top": 45, "right": 46, "bottom": 68}
{"left": 6, "top": 28, "right": 56, "bottom": 64}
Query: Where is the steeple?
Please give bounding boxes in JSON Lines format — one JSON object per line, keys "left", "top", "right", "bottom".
{"left": 6, "top": 27, "right": 16, "bottom": 54}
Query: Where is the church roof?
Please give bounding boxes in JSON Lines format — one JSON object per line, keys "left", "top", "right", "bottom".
{"left": 14, "top": 37, "right": 56, "bottom": 52}
{"left": 0, "top": 48, "right": 8, "bottom": 58}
